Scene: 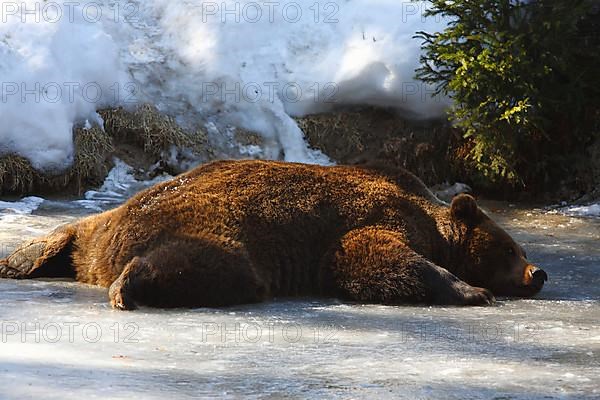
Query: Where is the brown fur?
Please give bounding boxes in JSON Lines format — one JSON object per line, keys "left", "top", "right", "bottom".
{"left": 0, "top": 160, "right": 547, "bottom": 309}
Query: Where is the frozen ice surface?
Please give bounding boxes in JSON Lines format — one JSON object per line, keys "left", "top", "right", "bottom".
{"left": 0, "top": 198, "right": 599, "bottom": 399}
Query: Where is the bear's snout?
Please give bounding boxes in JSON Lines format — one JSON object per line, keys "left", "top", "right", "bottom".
{"left": 523, "top": 264, "right": 548, "bottom": 292}
{"left": 530, "top": 267, "right": 548, "bottom": 287}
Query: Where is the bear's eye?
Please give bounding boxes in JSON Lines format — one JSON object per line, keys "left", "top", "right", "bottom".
{"left": 507, "top": 247, "right": 515, "bottom": 255}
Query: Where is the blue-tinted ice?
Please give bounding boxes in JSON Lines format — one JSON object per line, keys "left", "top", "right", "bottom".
{"left": 1, "top": 193, "right": 599, "bottom": 399}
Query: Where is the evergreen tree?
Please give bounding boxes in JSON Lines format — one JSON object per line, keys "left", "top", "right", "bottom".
{"left": 415, "top": 0, "right": 600, "bottom": 190}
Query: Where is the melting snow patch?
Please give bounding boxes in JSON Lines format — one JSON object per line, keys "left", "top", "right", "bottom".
{"left": 75, "top": 159, "right": 171, "bottom": 211}
{"left": 0, "top": 197, "right": 45, "bottom": 222}
{"left": 561, "top": 203, "right": 600, "bottom": 218}
{"left": 0, "top": 197, "right": 44, "bottom": 215}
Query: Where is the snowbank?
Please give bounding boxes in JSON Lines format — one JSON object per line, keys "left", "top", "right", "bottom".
{"left": 0, "top": 0, "right": 449, "bottom": 170}
{"left": 561, "top": 203, "right": 600, "bottom": 218}
{"left": 0, "top": 1, "right": 128, "bottom": 170}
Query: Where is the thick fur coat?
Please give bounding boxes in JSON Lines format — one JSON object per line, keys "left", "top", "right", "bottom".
{"left": 0, "top": 160, "right": 547, "bottom": 309}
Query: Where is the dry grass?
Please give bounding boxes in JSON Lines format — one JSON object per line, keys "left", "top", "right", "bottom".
{"left": 297, "top": 107, "right": 453, "bottom": 185}
{"left": 234, "top": 129, "right": 264, "bottom": 147}
{"left": 0, "top": 126, "right": 114, "bottom": 195}
{"left": 296, "top": 112, "right": 366, "bottom": 159}
{"left": 100, "top": 104, "right": 207, "bottom": 156}
{"left": 71, "top": 125, "right": 115, "bottom": 192}
{"left": 1, "top": 104, "right": 210, "bottom": 196}
{"left": 0, "top": 154, "right": 39, "bottom": 194}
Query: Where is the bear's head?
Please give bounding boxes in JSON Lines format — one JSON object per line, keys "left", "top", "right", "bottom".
{"left": 449, "top": 194, "right": 547, "bottom": 297}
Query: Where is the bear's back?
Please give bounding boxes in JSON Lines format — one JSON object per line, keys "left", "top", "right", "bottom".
{"left": 75, "top": 160, "right": 445, "bottom": 294}
{"left": 117, "top": 159, "right": 440, "bottom": 234}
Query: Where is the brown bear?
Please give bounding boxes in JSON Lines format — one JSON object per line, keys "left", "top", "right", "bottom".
{"left": 0, "top": 160, "right": 547, "bottom": 310}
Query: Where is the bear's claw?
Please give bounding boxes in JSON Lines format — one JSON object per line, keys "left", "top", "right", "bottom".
{"left": 463, "top": 287, "right": 496, "bottom": 306}
{"left": 0, "top": 259, "right": 22, "bottom": 278}
{"left": 109, "top": 278, "right": 137, "bottom": 311}
{"left": 0, "top": 241, "right": 47, "bottom": 279}
{"left": 447, "top": 279, "right": 496, "bottom": 306}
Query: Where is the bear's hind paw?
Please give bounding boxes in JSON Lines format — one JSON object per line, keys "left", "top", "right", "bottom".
{"left": 0, "top": 259, "right": 23, "bottom": 279}
{"left": 109, "top": 278, "right": 137, "bottom": 311}
{"left": 0, "top": 241, "right": 46, "bottom": 279}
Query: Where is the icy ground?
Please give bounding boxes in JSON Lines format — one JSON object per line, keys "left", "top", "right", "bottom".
{"left": 0, "top": 182, "right": 599, "bottom": 399}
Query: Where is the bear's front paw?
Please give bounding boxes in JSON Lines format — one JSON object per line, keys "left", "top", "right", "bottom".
{"left": 445, "top": 279, "right": 495, "bottom": 306}
{"left": 460, "top": 286, "right": 495, "bottom": 306}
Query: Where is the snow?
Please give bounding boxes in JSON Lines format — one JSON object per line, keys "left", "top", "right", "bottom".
{"left": 0, "top": 196, "right": 44, "bottom": 223}
{"left": 562, "top": 203, "right": 600, "bottom": 218}
{"left": 0, "top": 196, "right": 44, "bottom": 214}
{"left": 74, "top": 158, "right": 171, "bottom": 211}
{"left": 431, "top": 182, "right": 472, "bottom": 203}
{"left": 0, "top": 0, "right": 129, "bottom": 170}
{"left": 0, "top": 0, "right": 449, "bottom": 169}
{"left": 0, "top": 159, "right": 169, "bottom": 214}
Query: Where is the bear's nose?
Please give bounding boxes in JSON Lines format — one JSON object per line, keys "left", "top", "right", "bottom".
{"left": 529, "top": 267, "right": 548, "bottom": 287}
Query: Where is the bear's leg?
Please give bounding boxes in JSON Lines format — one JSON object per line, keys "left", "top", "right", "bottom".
{"left": 108, "top": 236, "right": 267, "bottom": 310}
{"left": 0, "top": 225, "right": 76, "bottom": 279}
{"left": 330, "top": 227, "right": 495, "bottom": 306}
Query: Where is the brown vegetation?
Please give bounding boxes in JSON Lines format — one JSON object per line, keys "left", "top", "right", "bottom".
{"left": 0, "top": 105, "right": 211, "bottom": 196}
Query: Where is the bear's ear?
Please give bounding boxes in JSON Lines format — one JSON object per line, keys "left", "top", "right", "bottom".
{"left": 450, "top": 194, "right": 480, "bottom": 224}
